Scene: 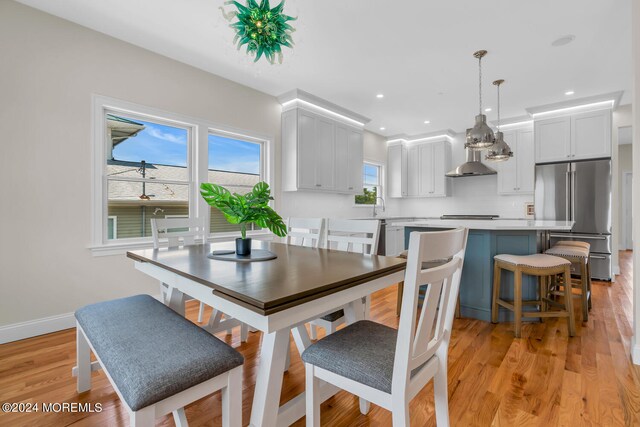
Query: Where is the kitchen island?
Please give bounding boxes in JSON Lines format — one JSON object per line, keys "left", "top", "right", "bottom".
{"left": 391, "top": 219, "right": 574, "bottom": 322}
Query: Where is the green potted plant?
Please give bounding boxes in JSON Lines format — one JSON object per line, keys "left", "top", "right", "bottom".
{"left": 200, "top": 181, "right": 287, "bottom": 256}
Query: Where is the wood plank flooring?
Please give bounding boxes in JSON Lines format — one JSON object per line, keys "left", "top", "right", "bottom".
{"left": 1, "top": 251, "right": 639, "bottom": 426}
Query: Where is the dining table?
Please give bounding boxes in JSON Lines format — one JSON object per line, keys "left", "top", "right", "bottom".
{"left": 127, "top": 240, "right": 406, "bottom": 427}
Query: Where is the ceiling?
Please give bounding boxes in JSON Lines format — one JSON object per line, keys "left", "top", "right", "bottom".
{"left": 17, "top": 0, "right": 632, "bottom": 136}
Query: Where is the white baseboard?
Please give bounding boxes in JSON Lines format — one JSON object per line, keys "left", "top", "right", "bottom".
{"left": 0, "top": 312, "right": 75, "bottom": 345}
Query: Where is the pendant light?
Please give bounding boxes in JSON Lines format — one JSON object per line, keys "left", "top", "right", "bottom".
{"left": 486, "top": 79, "right": 514, "bottom": 161}
{"left": 465, "top": 50, "right": 495, "bottom": 150}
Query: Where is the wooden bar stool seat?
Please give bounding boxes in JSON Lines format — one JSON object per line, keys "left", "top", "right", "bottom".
{"left": 491, "top": 254, "right": 576, "bottom": 338}
{"left": 545, "top": 242, "right": 592, "bottom": 321}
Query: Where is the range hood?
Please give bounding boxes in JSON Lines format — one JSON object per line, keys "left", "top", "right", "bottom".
{"left": 445, "top": 147, "right": 497, "bottom": 177}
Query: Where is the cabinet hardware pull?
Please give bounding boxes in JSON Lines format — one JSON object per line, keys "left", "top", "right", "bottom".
{"left": 590, "top": 254, "right": 607, "bottom": 260}
{"left": 315, "top": 184, "right": 321, "bottom": 187}
{"left": 348, "top": 187, "right": 353, "bottom": 190}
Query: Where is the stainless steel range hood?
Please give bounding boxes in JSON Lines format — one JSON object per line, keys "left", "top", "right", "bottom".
{"left": 446, "top": 147, "right": 497, "bottom": 177}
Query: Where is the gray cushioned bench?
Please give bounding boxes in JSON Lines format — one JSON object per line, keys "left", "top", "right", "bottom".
{"left": 74, "top": 294, "right": 243, "bottom": 427}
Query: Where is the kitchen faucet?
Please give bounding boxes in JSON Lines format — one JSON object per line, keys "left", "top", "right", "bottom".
{"left": 372, "top": 197, "right": 386, "bottom": 217}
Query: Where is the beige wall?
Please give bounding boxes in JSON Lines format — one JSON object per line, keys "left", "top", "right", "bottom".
{"left": 0, "top": 1, "right": 286, "bottom": 327}
{"left": 0, "top": 1, "right": 390, "bottom": 329}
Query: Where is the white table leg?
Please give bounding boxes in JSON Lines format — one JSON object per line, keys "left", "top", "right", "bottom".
{"left": 165, "top": 285, "right": 186, "bottom": 316}
{"left": 344, "top": 298, "right": 365, "bottom": 325}
{"left": 249, "top": 328, "right": 290, "bottom": 427}
{"left": 291, "top": 325, "right": 312, "bottom": 355}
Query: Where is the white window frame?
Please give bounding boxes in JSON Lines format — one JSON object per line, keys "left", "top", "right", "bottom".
{"left": 354, "top": 160, "right": 384, "bottom": 207}
{"left": 90, "top": 95, "right": 274, "bottom": 256}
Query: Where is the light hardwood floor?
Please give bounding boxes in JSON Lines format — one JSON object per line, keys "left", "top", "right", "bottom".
{"left": 1, "top": 251, "right": 639, "bottom": 426}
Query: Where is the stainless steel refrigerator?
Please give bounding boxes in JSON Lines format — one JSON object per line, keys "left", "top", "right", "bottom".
{"left": 534, "top": 159, "right": 612, "bottom": 280}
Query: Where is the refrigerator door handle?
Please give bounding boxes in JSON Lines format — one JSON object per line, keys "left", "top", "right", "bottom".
{"left": 590, "top": 254, "right": 608, "bottom": 260}
{"left": 548, "top": 233, "right": 608, "bottom": 240}
{"left": 570, "top": 168, "right": 576, "bottom": 222}
{"left": 566, "top": 168, "right": 571, "bottom": 221}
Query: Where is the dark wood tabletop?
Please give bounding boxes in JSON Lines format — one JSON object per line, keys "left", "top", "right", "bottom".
{"left": 127, "top": 241, "right": 406, "bottom": 315}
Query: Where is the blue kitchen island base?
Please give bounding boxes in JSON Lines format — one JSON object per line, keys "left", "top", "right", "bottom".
{"left": 405, "top": 227, "right": 542, "bottom": 323}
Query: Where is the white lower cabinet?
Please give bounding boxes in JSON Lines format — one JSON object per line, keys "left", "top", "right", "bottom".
{"left": 386, "top": 226, "right": 405, "bottom": 256}
{"left": 496, "top": 127, "right": 534, "bottom": 195}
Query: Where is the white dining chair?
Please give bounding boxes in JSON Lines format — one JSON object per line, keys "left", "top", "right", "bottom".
{"left": 308, "top": 219, "right": 380, "bottom": 340}
{"left": 285, "top": 217, "right": 325, "bottom": 248}
{"left": 302, "top": 227, "right": 468, "bottom": 426}
{"left": 150, "top": 218, "right": 249, "bottom": 342}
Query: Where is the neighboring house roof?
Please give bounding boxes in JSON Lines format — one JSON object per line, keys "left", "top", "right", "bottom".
{"left": 107, "top": 114, "right": 145, "bottom": 148}
{"left": 107, "top": 160, "right": 260, "bottom": 203}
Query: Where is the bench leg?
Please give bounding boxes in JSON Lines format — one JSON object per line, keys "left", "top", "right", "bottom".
{"left": 222, "top": 366, "right": 243, "bottom": 427}
{"left": 172, "top": 408, "right": 188, "bottom": 427}
{"left": 197, "top": 301, "right": 206, "bottom": 323}
{"left": 76, "top": 326, "right": 91, "bottom": 393}
{"left": 240, "top": 323, "right": 249, "bottom": 343}
{"left": 130, "top": 406, "right": 155, "bottom": 427}
{"left": 309, "top": 323, "right": 318, "bottom": 340}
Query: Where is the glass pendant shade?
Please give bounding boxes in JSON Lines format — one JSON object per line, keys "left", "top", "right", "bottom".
{"left": 485, "top": 131, "right": 513, "bottom": 161}
{"left": 465, "top": 114, "right": 495, "bottom": 150}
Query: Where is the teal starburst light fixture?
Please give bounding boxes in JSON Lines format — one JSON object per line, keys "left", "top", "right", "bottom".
{"left": 220, "top": 0, "right": 296, "bottom": 64}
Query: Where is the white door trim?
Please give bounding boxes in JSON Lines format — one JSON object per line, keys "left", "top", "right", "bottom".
{"left": 622, "top": 171, "right": 634, "bottom": 250}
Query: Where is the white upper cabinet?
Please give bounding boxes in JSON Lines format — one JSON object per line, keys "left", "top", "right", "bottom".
{"left": 571, "top": 110, "right": 612, "bottom": 160}
{"left": 281, "top": 108, "right": 364, "bottom": 194}
{"left": 496, "top": 128, "right": 534, "bottom": 195}
{"left": 387, "top": 144, "right": 407, "bottom": 197}
{"left": 534, "top": 109, "right": 611, "bottom": 163}
{"left": 534, "top": 116, "right": 571, "bottom": 163}
{"left": 387, "top": 139, "right": 450, "bottom": 198}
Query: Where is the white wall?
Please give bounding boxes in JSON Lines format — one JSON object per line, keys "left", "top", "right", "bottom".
{"left": 385, "top": 133, "right": 534, "bottom": 219}
{"left": 612, "top": 104, "right": 633, "bottom": 275}
{"left": 0, "top": 1, "right": 282, "bottom": 329}
{"left": 632, "top": 0, "right": 640, "bottom": 365}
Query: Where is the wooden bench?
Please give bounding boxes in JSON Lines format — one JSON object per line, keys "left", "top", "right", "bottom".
{"left": 73, "top": 294, "right": 243, "bottom": 426}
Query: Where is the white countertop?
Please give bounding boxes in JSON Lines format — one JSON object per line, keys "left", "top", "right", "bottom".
{"left": 390, "top": 219, "right": 574, "bottom": 231}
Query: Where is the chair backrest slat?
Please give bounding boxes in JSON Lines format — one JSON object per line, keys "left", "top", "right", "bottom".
{"left": 392, "top": 227, "right": 468, "bottom": 393}
{"left": 150, "top": 218, "right": 204, "bottom": 249}
{"left": 285, "top": 218, "right": 325, "bottom": 248}
{"left": 323, "top": 219, "right": 380, "bottom": 255}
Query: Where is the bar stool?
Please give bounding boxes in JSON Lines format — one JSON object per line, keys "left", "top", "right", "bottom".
{"left": 491, "top": 254, "right": 576, "bottom": 338}
{"left": 545, "top": 242, "right": 592, "bottom": 322}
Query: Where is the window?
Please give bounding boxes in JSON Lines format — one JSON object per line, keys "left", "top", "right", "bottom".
{"left": 355, "top": 162, "right": 382, "bottom": 205}
{"left": 92, "top": 96, "right": 273, "bottom": 252}
{"left": 207, "top": 133, "right": 264, "bottom": 233}
{"left": 105, "top": 112, "right": 191, "bottom": 240}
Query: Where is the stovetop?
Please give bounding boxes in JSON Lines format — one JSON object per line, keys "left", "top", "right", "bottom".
{"left": 440, "top": 215, "right": 499, "bottom": 220}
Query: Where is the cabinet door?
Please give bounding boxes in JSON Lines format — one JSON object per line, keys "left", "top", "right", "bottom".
{"left": 431, "top": 141, "right": 448, "bottom": 197}
{"left": 387, "top": 144, "right": 407, "bottom": 197}
{"left": 516, "top": 129, "right": 534, "bottom": 193}
{"left": 418, "top": 144, "right": 433, "bottom": 196}
{"left": 395, "top": 227, "right": 405, "bottom": 254}
{"left": 347, "top": 129, "right": 364, "bottom": 192}
{"left": 334, "top": 125, "right": 349, "bottom": 192}
{"left": 297, "top": 111, "right": 317, "bottom": 189}
{"left": 316, "top": 117, "right": 336, "bottom": 190}
{"left": 571, "top": 110, "right": 611, "bottom": 160}
{"left": 534, "top": 116, "right": 571, "bottom": 163}
{"left": 407, "top": 145, "right": 420, "bottom": 197}
{"left": 496, "top": 130, "right": 518, "bottom": 194}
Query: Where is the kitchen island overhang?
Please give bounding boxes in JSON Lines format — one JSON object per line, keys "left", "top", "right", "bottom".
{"left": 391, "top": 219, "right": 574, "bottom": 322}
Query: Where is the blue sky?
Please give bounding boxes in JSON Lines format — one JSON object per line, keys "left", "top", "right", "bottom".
{"left": 111, "top": 116, "right": 261, "bottom": 174}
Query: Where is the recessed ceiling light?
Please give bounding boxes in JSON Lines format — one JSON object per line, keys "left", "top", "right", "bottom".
{"left": 565, "top": 90, "right": 575, "bottom": 96}
{"left": 376, "top": 94, "right": 384, "bottom": 99}
{"left": 380, "top": 127, "right": 386, "bottom": 130}
{"left": 551, "top": 35, "right": 575, "bottom": 47}
{"left": 485, "top": 107, "right": 492, "bottom": 112}
{"left": 424, "top": 120, "right": 431, "bottom": 124}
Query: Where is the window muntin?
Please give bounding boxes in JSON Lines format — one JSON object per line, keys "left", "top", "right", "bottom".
{"left": 355, "top": 162, "right": 382, "bottom": 205}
